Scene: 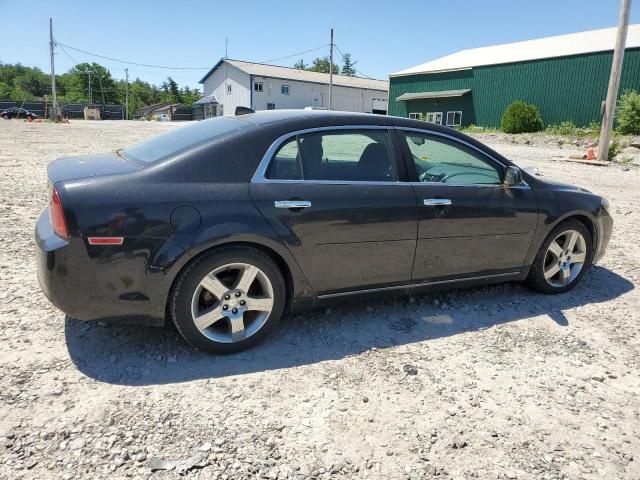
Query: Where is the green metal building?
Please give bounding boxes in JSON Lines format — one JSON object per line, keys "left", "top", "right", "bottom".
{"left": 389, "top": 25, "right": 640, "bottom": 128}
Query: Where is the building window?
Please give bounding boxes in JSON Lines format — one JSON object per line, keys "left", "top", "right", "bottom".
{"left": 425, "top": 112, "right": 443, "bottom": 125}
{"left": 281, "top": 85, "right": 290, "bottom": 95}
{"left": 226, "top": 84, "right": 232, "bottom": 94}
{"left": 254, "top": 82, "right": 263, "bottom": 92}
{"left": 446, "top": 111, "right": 462, "bottom": 127}
{"left": 409, "top": 113, "right": 421, "bottom": 120}
{"left": 267, "top": 103, "right": 275, "bottom": 110}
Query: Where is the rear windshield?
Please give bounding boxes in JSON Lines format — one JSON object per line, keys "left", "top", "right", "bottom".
{"left": 122, "top": 116, "right": 247, "bottom": 164}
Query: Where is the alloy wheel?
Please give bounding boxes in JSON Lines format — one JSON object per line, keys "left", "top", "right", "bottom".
{"left": 190, "top": 262, "right": 274, "bottom": 343}
{"left": 543, "top": 229, "right": 587, "bottom": 288}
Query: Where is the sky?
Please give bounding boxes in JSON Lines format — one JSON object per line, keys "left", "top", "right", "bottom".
{"left": 1, "top": 0, "right": 638, "bottom": 91}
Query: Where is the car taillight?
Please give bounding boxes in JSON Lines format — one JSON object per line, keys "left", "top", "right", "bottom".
{"left": 49, "top": 186, "right": 70, "bottom": 240}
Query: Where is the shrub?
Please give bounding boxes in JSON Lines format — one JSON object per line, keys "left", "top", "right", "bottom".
{"left": 546, "top": 121, "right": 577, "bottom": 135}
{"left": 501, "top": 101, "right": 544, "bottom": 133}
{"left": 545, "top": 120, "right": 601, "bottom": 137}
{"left": 608, "top": 140, "right": 621, "bottom": 161}
{"left": 616, "top": 90, "right": 640, "bottom": 134}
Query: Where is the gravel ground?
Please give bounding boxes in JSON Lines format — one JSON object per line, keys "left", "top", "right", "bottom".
{"left": 0, "top": 119, "right": 639, "bottom": 480}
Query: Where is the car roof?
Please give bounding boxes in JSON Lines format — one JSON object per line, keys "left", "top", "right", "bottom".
{"left": 233, "top": 109, "right": 473, "bottom": 134}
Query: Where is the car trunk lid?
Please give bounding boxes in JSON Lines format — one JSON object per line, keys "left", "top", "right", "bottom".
{"left": 47, "top": 151, "right": 142, "bottom": 185}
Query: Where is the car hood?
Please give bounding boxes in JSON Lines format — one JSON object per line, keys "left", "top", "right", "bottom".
{"left": 48, "top": 152, "right": 141, "bottom": 185}
{"left": 533, "top": 177, "right": 592, "bottom": 194}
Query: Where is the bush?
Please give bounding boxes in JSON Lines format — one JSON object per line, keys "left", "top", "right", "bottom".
{"left": 545, "top": 120, "right": 601, "bottom": 137}
{"left": 616, "top": 90, "right": 640, "bottom": 134}
{"left": 501, "top": 101, "right": 544, "bottom": 133}
{"left": 608, "top": 140, "right": 621, "bottom": 161}
{"left": 546, "top": 121, "right": 577, "bottom": 135}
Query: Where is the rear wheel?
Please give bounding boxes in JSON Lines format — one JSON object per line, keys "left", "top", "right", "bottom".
{"left": 170, "top": 247, "right": 286, "bottom": 354}
{"left": 527, "top": 219, "right": 592, "bottom": 294}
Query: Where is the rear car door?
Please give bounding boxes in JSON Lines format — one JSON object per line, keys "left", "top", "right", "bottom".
{"left": 398, "top": 128, "right": 539, "bottom": 281}
{"left": 250, "top": 126, "right": 418, "bottom": 295}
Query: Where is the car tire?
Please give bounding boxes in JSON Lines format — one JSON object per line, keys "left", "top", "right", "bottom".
{"left": 527, "top": 219, "right": 593, "bottom": 294}
{"left": 170, "top": 246, "right": 286, "bottom": 354}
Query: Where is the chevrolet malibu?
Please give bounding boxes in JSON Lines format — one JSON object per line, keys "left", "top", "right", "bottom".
{"left": 36, "top": 110, "right": 612, "bottom": 353}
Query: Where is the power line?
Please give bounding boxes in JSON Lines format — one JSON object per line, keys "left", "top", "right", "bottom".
{"left": 57, "top": 43, "right": 80, "bottom": 66}
{"left": 333, "top": 43, "right": 377, "bottom": 80}
{"left": 260, "top": 44, "right": 328, "bottom": 64}
{"left": 55, "top": 41, "right": 212, "bottom": 70}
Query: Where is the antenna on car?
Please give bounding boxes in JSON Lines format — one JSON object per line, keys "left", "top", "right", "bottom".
{"left": 235, "top": 106, "right": 255, "bottom": 116}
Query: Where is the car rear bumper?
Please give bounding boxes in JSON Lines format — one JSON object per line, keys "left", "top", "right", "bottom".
{"left": 35, "top": 209, "right": 166, "bottom": 325}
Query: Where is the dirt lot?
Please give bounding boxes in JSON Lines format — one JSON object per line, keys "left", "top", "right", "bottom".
{"left": 0, "top": 119, "right": 639, "bottom": 480}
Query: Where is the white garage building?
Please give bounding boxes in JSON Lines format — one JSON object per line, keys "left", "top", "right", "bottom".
{"left": 197, "top": 58, "right": 388, "bottom": 118}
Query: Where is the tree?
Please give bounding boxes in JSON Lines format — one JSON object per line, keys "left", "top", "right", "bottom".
{"left": 293, "top": 59, "right": 308, "bottom": 70}
{"left": 308, "top": 57, "right": 340, "bottom": 74}
{"left": 59, "top": 63, "right": 118, "bottom": 103}
{"left": 341, "top": 53, "right": 356, "bottom": 76}
{"left": 0, "top": 61, "right": 200, "bottom": 112}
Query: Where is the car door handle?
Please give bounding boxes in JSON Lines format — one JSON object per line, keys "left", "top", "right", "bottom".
{"left": 423, "top": 198, "right": 452, "bottom": 206}
{"left": 274, "top": 200, "right": 312, "bottom": 209}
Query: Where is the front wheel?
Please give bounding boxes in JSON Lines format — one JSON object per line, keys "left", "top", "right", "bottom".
{"left": 527, "top": 219, "right": 593, "bottom": 294}
{"left": 170, "top": 247, "right": 286, "bottom": 354}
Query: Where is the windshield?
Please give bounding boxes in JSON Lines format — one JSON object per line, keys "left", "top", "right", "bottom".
{"left": 122, "top": 116, "right": 247, "bottom": 164}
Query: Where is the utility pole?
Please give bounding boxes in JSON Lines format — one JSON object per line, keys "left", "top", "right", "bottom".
{"left": 124, "top": 68, "right": 129, "bottom": 120}
{"left": 329, "top": 28, "right": 334, "bottom": 111}
{"left": 98, "top": 74, "right": 105, "bottom": 105}
{"left": 49, "top": 18, "right": 59, "bottom": 120}
{"left": 87, "top": 70, "right": 92, "bottom": 104}
{"left": 598, "top": 0, "right": 631, "bottom": 161}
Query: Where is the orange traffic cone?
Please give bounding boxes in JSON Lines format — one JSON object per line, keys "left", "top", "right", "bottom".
{"left": 586, "top": 142, "right": 596, "bottom": 160}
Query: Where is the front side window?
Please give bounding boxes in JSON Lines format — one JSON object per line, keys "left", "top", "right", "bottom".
{"left": 254, "top": 82, "right": 263, "bottom": 92}
{"left": 266, "top": 129, "right": 397, "bottom": 182}
{"left": 281, "top": 85, "right": 290, "bottom": 95}
{"left": 226, "top": 84, "right": 232, "bottom": 94}
{"left": 409, "top": 113, "right": 421, "bottom": 120}
{"left": 446, "top": 111, "right": 462, "bottom": 127}
{"left": 267, "top": 103, "right": 276, "bottom": 110}
{"left": 402, "top": 132, "right": 502, "bottom": 185}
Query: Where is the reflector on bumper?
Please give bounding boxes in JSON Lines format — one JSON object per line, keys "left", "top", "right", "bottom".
{"left": 87, "top": 237, "right": 124, "bottom": 245}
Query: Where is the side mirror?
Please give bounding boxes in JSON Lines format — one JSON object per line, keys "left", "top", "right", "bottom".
{"left": 504, "top": 166, "right": 523, "bottom": 186}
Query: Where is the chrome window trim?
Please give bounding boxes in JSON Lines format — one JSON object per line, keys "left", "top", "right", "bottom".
{"left": 251, "top": 125, "right": 395, "bottom": 184}
{"left": 251, "top": 124, "right": 530, "bottom": 189}
{"left": 397, "top": 127, "right": 531, "bottom": 189}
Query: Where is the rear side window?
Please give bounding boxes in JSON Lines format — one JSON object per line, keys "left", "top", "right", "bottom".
{"left": 266, "top": 129, "right": 397, "bottom": 182}
{"left": 122, "top": 116, "right": 247, "bottom": 164}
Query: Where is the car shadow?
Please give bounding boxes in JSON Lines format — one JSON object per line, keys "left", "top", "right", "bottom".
{"left": 65, "top": 266, "right": 633, "bottom": 386}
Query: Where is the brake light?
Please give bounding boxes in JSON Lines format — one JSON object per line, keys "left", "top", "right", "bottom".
{"left": 49, "top": 187, "right": 69, "bottom": 240}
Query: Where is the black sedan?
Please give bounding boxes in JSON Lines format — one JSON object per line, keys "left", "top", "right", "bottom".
{"left": 1, "top": 107, "right": 39, "bottom": 120}
{"left": 35, "top": 110, "right": 612, "bottom": 353}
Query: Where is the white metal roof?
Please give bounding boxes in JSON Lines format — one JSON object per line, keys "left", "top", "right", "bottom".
{"left": 218, "top": 59, "right": 389, "bottom": 92}
{"left": 391, "top": 25, "right": 640, "bottom": 77}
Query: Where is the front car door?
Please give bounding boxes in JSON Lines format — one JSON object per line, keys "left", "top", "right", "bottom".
{"left": 397, "top": 128, "right": 539, "bottom": 282}
{"left": 250, "top": 126, "right": 418, "bottom": 295}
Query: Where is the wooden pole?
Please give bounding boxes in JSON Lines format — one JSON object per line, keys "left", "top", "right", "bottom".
{"left": 329, "top": 28, "right": 334, "bottom": 111}
{"left": 598, "top": 0, "right": 632, "bottom": 161}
